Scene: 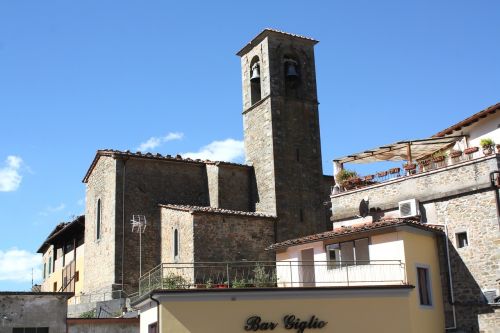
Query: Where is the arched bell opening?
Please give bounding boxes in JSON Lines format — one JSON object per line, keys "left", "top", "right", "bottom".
{"left": 284, "top": 56, "right": 300, "bottom": 96}
{"left": 250, "top": 56, "right": 261, "bottom": 105}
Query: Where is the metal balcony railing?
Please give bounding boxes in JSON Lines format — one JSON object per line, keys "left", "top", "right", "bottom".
{"left": 136, "top": 260, "right": 407, "bottom": 298}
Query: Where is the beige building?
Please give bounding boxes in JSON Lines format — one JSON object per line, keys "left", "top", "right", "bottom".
{"left": 38, "top": 215, "right": 84, "bottom": 299}
{"left": 330, "top": 103, "right": 500, "bottom": 332}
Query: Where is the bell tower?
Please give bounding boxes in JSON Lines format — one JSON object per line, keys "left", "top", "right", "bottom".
{"left": 237, "top": 29, "right": 326, "bottom": 241}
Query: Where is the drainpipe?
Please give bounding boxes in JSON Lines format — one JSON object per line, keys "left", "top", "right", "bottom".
{"left": 150, "top": 293, "right": 161, "bottom": 331}
{"left": 489, "top": 171, "right": 500, "bottom": 228}
{"left": 427, "top": 220, "right": 456, "bottom": 330}
{"left": 121, "top": 158, "right": 128, "bottom": 293}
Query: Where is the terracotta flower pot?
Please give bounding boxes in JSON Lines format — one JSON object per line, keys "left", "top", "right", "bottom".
{"left": 419, "top": 160, "right": 431, "bottom": 166}
{"left": 464, "top": 147, "right": 479, "bottom": 155}
{"left": 432, "top": 156, "right": 445, "bottom": 162}
{"left": 377, "top": 171, "right": 388, "bottom": 177}
{"left": 389, "top": 167, "right": 400, "bottom": 174}
{"left": 450, "top": 151, "right": 462, "bottom": 158}
{"left": 482, "top": 146, "right": 494, "bottom": 156}
{"left": 403, "top": 163, "right": 416, "bottom": 171}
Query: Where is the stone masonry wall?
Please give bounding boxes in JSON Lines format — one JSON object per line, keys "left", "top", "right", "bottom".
{"left": 217, "top": 164, "right": 251, "bottom": 211}
{"left": 84, "top": 156, "right": 117, "bottom": 295}
{"left": 241, "top": 32, "right": 327, "bottom": 242}
{"left": 434, "top": 190, "right": 500, "bottom": 333}
{"left": 243, "top": 97, "right": 277, "bottom": 215}
{"left": 192, "top": 213, "right": 275, "bottom": 263}
{"left": 115, "top": 157, "right": 209, "bottom": 294}
{"left": 161, "top": 208, "right": 194, "bottom": 264}
{"left": 0, "top": 293, "right": 69, "bottom": 332}
{"left": 331, "top": 155, "right": 499, "bottom": 221}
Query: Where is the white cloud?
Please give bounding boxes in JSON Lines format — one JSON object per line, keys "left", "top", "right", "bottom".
{"left": 183, "top": 139, "right": 245, "bottom": 162}
{"left": 0, "top": 155, "right": 23, "bottom": 192}
{"left": 137, "top": 132, "right": 184, "bottom": 152}
{"left": 39, "top": 203, "right": 66, "bottom": 216}
{"left": 0, "top": 248, "right": 42, "bottom": 282}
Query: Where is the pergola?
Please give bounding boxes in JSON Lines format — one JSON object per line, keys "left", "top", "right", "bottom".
{"left": 334, "top": 135, "right": 465, "bottom": 166}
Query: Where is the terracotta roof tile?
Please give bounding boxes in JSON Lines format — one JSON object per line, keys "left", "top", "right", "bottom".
{"left": 159, "top": 204, "right": 276, "bottom": 219}
{"left": 434, "top": 102, "right": 500, "bottom": 137}
{"left": 83, "top": 149, "right": 250, "bottom": 183}
{"left": 36, "top": 215, "right": 85, "bottom": 254}
{"left": 267, "top": 219, "right": 443, "bottom": 250}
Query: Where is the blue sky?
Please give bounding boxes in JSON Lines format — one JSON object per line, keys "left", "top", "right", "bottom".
{"left": 0, "top": 1, "right": 498, "bottom": 291}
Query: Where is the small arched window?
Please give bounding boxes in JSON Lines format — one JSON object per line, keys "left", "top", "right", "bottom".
{"left": 96, "top": 199, "right": 102, "bottom": 240}
{"left": 174, "top": 229, "right": 179, "bottom": 260}
{"left": 250, "top": 56, "right": 261, "bottom": 105}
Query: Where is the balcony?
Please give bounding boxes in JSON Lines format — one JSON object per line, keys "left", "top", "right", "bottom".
{"left": 331, "top": 154, "right": 499, "bottom": 220}
{"left": 136, "top": 260, "right": 407, "bottom": 298}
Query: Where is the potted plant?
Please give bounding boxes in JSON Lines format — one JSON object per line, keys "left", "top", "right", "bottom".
{"left": 496, "top": 144, "right": 500, "bottom": 154}
{"left": 450, "top": 150, "right": 462, "bottom": 159}
{"left": 464, "top": 146, "right": 479, "bottom": 155}
{"left": 418, "top": 159, "right": 431, "bottom": 167}
{"left": 480, "top": 138, "right": 495, "bottom": 155}
{"left": 431, "top": 151, "right": 446, "bottom": 163}
{"left": 403, "top": 163, "right": 416, "bottom": 171}
{"left": 335, "top": 169, "right": 358, "bottom": 189}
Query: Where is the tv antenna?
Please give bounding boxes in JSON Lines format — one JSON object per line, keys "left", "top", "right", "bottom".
{"left": 131, "top": 215, "right": 147, "bottom": 277}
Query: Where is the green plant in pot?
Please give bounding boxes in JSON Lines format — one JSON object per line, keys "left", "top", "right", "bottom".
{"left": 480, "top": 138, "right": 495, "bottom": 155}
{"left": 335, "top": 169, "right": 358, "bottom": 189}
{"left": 431, "top": 151, "right": 447, "bottom": 162}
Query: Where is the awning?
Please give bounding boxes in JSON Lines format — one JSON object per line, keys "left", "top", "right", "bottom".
{"left": 334, "top": 135, "right": 465, "bottom": 165}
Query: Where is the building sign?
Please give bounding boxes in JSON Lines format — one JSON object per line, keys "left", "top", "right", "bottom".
{"left": 244, "top": 315, "right": 327, "bottom": 332}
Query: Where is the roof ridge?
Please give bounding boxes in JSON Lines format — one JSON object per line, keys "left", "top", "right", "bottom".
{"left": 159, "top": 204, "right": 276, "bottom": 218}
{"left": 267, "top": 219, "right": 443, "bottom": 250}
{"left": 83, "top": 149, "right": 250, "bottom": 183}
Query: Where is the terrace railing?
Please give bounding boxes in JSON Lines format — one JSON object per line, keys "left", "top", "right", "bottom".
{"left": 137, "top": 260, "right": 406, "bottom": 298}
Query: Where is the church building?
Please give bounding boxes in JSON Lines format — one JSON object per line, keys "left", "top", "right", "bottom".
{"left": 81, "top": 29, "right": 333, "bottom": 296}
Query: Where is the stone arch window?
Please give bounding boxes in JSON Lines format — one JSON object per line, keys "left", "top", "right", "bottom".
{"left": 96, "top": 198, "right": 102, "bottom": 240}
{"left": 174, "top": 228, "right": 179, "bottom": 260}
{"left": 250, "top": 56, "right": 261, "bottom": 105}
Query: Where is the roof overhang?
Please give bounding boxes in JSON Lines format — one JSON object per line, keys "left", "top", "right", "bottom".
{"left": 334, "top": 135, "right": 465, "bottom": 165}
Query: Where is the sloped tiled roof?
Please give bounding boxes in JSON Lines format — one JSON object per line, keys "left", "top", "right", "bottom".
{"left": 83, "top": 149, "right": 250, "bottom": 183}
{"left": 237, "top": 28, "right": 318, "bottom": 56}
{"left": 267, "top": 219, "right": 443, "bottom": 250}
{"left": 159, "top": 204, "right": 276, "bottom": 219}
{"left": 37, "top": 215, "right": 85, "bottom": 254}
{"left": 434, "top": 102, "right": 500, "bottom": 137}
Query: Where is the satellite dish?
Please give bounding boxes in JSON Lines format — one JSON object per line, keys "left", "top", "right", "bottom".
{"left": 359, "top": 199, "right": 369, "bottom": 218}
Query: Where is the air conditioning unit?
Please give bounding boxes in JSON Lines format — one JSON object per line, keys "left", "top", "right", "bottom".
{"left": 398, "top": 199, "right": 420, "bottom": 218}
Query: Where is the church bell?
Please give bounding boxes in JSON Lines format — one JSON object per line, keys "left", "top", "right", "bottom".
{"left": 286, "top": 62, "right": 298, "bottom": 79}
{"left": 250, "top": 63, "right": 260, "bottom": 82}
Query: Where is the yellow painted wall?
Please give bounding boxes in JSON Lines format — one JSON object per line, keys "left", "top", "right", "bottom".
{"left": 158, "top": 292, "right": 416, "bottom": 333}
{"left": 400, "top": 229, "right": 445, "bottom": 333}
{"left": 74, "top": 244, "right": 85, "bottom": 296}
